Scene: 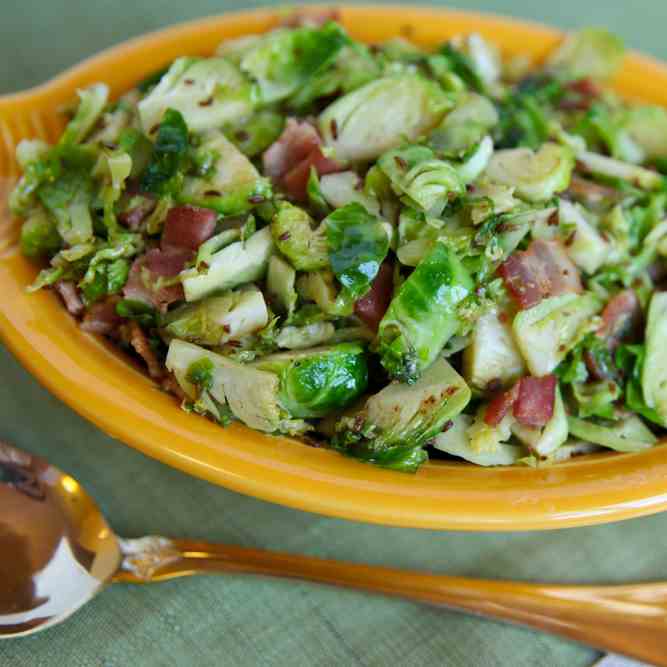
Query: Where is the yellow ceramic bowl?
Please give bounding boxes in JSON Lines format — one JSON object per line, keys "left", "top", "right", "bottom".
{"left": 2, "top": 6, "right": 667, "bottom": 531}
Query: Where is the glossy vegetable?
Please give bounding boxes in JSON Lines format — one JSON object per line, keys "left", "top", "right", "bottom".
{"left": 181, "top": 226, "right": 274, "bottom": 302}
{"left": 324, "top": 203, "right": 390, "bottom": 308}
{"left": 255, "top": 343, "right": 368, "bottom": 418}
{"left": 271, "top": 202, "right": 328, "bottom": 271}
{"left": 163, "top": 288, "right": 269, "bottom": 346}
{"left": 319, "top": 75, "right": 453, "bottom": 161}
{"left": 485, "top": 142, "right": 575, "bottom": 202}
{"left": 379, "top": 241, "right": 473, "bottom": 382}
{"left": 166, "top": 339, "right": 309, "bottom": 434}
{"left": 334, "top": 357, "right": 471, "bottom": 471}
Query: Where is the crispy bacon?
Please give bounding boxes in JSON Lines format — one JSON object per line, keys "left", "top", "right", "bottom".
{"left": 161, "top": 372, "right": 187, "bottom": 401}
{"left": 513, "top": 375, "right": 557, "bottom": 427}
{"left": 498, "top": 239, "right": 582, "bottom": 310}
{"left": 123, "top": 247, "right": 191, "bottom": 312}
{"left": 484, "top": 383, "right": 520, "bottom": 427}
{"left": 161, "top": 205, "right": 217, "bottom": 251}
{"left": 262, "top": 118, "right": 343, "bottom": 201}
{"left": 119, "top": 195, "right": 157, "bottom": 230}
{"left": 128, "top": 321, "right": 163, "bottom": 379}
{"left": 598, "top": 289, "right": 642, "bottom": 350}
{"left": 54, "top": 281, "right": 84, "bottom": 317}
{"left": 80, "top": 297, "right": 123, "bottom": 336}
{"left": 354, "top": 261, "right": 394, "bottom": 332}
{"left": 485, "top": 375, "right": 556, "bottom": 428}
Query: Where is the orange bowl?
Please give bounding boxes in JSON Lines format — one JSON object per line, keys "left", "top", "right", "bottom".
{"left": 3, "top": 6, "right": 667, "bottom": 531}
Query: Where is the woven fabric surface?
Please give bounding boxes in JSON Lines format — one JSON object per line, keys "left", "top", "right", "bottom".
{"left": 2, "top": 1, "right": 667, "bottom": 665}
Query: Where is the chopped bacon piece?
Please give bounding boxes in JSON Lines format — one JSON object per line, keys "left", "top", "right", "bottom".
{"left": 262, "top": 118, "right": 344, "bottom": 201}
{"left": 119, "top": 195, "right": 157, "bottom": 230}
{"left": 281, "top": 8, "right": 341, "bottom": 27}
{"left": 282, "top": 148, "right": 342, "bottom": 202}
{"left": 354, "top": 261, "right": 394, "bottom": 332}
{"left": 128, "top": 321, "right": 163, "bottom": 379}
{"left": 513, "top": 375, "right": 557, "bottom": 427}
{"left": 80, "top": 297, "right": 123, "bottom": 336}
{"left": 54, "top": 281, "right": 84, "bottom": 317}
{"left": 598, "top": 289, "right": 642, "bottom": 350}
{"left": 161, "top": 205, "right": 217, "bottom": 251}
{"left": 498, "top": 239, "right": 582, "bottom": 310}
{"left": 484, "top": 383, "right": 520, "bottom": 427}
{"left": 123, "top": 247, "right": 191, "bottom": 312}
{"left": 161, "top": 372, "right": 187, "bottom": 401}
{"left": 263, "top": 119, "right": 321, "bottom": 180}
{"left": 485, "top": 375, "right": 556, "bottom": 428}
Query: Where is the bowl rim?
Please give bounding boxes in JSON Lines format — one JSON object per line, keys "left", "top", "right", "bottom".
{"left": 3, "top": 4, "right": 667, "bottom": 531}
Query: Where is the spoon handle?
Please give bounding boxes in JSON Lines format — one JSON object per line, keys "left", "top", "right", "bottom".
{"left": 114, "top": 537, "right": 667, "bottom": 665}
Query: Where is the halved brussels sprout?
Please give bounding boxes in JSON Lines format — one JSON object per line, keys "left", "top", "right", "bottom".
{"left": 463, "top": 309, "right": 525, "bottom": 391}
{"left": 163, "top": 287, "right": 269, "bottom": 346}
{"left": 547, "top": 28, "right": 625, "bottom": 81}
{"left": 378, "top": 145, "right": 464, "bottom": 214}
{"left": 318, "top": 75, "right": 453, "bottom": 162}
{"left": 181, "top": 226, "right": 274, "bottom": 302}
{"left": 485, "top": 142, "right": 575, "bottom": 202}
{"left": 641, "top": 291, "right": 667, "bottom": 425}
{"left": 138, "top": 57, "right": 253, "bottom": 134}
{"left": 254, "top": 343, "right": 368, "bottom": 418}
{"left": 512, "top": 293, "right": 602, "bottom": 375}
{"left": 379, "top": 241, "right": 473, "bottom": 383}
{"left": 181, "top": 131, "right": 271, "bottom": 215}
{"left": 567, "top": 415, "right": 656, "bottom": 453}
{"left": 433, "top": 414, "right": 523, "bottom": 466}
{"left": 334, "top": 357, "right": 471, "bottom": 471}
{"left": 271, "top": 201, "right": 329, "bottom": 271}
{"left": 165, "top": 339, "right": 310, "bottom": 434}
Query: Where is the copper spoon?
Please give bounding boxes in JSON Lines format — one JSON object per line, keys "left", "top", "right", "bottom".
{"left": 1, "top": 441, "right": 666, "bottom": 664}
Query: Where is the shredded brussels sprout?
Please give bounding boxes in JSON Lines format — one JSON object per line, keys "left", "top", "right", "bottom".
{"left": 11, "top": 18, "right": 667, "bottom": 471}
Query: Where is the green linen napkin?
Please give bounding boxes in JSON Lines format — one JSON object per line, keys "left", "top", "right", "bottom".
{"left": 2, "top": 2, "right": 667, "bottom": 665}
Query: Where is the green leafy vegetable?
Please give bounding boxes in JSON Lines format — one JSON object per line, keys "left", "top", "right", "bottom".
{"left": 378, "top": 241, "right": 473, "bottom": 382}
{"left": 141, "top": 108, "right": 190, "bottom": 194}
{"left": 271, "top": 202, "right": 328, "bottom": 271}
{"left": 324, "top": 203, "right": 390, "bottom": 307}
{"left": 255, "top": 343, "right": 368, "bottom": 418}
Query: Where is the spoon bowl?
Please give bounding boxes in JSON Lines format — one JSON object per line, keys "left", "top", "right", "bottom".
{"left": 0, "top": 443, "right": 120, "bottom": 637}
{"left": 2, "top": 439, "right": 667, "bottom": 665}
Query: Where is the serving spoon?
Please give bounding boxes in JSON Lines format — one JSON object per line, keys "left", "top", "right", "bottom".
{"left": 2, "top": 441, "right": 666, "bottom": 664}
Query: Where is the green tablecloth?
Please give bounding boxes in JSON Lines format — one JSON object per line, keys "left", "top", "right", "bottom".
{"left": 2, "top": 2, "right": 667, "bottom": 665}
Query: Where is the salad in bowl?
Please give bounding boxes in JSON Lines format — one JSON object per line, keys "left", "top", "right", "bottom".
{"left": 9, "top": 13, "right": 667, "bottom": 472}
